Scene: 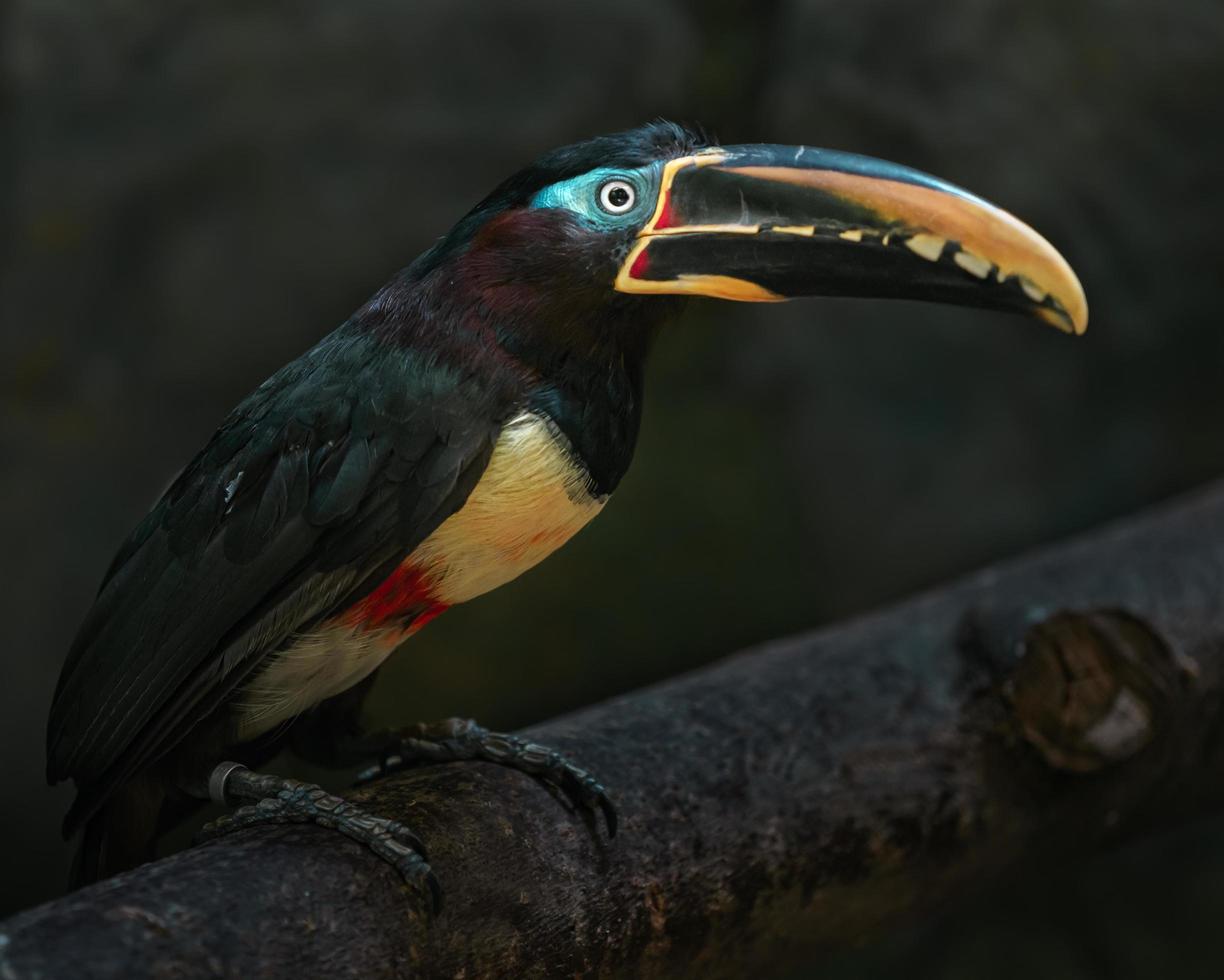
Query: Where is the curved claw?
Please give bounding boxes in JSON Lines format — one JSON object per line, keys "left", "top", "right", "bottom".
{"left": 367, "top": 827, "right": 440, "bottom": 914}
{"left": 384, "top": 818, "right": 429, "bottom": 861}
{"left": 552, "top": 765, "right": 618, "bottom": 837}
{"left": 597, "top": 794, "right": 618, "bottom": 838}
{"left": 423, "top": 869, "right": 444, "bottom": 915}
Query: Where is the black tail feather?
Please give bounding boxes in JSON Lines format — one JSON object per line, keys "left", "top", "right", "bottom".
{"left": 67, "top": 779, "right": 163, "bottom": 889}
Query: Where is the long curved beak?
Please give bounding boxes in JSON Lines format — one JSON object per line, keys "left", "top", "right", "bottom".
{"left": 615, "top": 145, "right": 1087, "bottom": 335}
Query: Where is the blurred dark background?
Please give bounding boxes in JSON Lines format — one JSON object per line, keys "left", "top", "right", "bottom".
{"left": 3, "top": 0, "right": 1223, "bottom": 974}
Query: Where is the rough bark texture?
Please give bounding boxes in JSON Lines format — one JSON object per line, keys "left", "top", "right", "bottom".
{"left": 5, "top": 482, "right": 1224, "bottom": 979}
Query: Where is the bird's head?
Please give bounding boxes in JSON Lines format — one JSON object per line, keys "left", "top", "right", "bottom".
{"left": 410, "top": 120, "right": 1087, "bottom": 341}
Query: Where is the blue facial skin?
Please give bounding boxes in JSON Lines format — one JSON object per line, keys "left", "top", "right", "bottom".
{"left": 529, "top": 164, "right": 663, "bottom": 230}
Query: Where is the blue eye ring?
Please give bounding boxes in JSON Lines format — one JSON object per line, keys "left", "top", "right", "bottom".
{"left": 529, "top": 166, "right": 657, "bottom": 223}
{"left": 598, "top": 179, "right": 637, "bottom": 215}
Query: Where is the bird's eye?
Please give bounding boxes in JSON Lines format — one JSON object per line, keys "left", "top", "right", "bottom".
{"left": 598, "top": 179, "right": 637, "bottom": 215}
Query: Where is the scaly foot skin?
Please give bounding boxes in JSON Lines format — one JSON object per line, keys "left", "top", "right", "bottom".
{"left": 355, "top": 718, "right": 618, "bottom": 837}
{"left": 199, "top": 763, "right": 442, "bottom": 913}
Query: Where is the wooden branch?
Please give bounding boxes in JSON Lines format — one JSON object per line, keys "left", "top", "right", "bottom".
{"left": 5, "top": 482, "right": 1224, "bottom": 979}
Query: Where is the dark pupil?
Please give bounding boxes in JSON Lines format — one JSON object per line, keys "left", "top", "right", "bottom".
{"left": 606, "top": 185, "right": 630, "bottom": 208}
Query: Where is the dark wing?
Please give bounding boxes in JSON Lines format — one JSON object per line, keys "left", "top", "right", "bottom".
{"left": 47, "top": 329, "right": 512, "bottom": 833}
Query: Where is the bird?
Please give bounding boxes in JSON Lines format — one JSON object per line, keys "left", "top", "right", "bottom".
{"left": 46, "top": 120, "right": 1087, "bottom": 910}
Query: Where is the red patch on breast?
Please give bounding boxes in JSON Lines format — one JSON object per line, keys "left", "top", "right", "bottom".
{"left": 344, "top": 563, "right": 449, "bottom": 633}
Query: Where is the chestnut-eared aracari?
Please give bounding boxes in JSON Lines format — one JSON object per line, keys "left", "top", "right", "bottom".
{"left": 46, "top": 122, "right": 1086, "bottom": 910}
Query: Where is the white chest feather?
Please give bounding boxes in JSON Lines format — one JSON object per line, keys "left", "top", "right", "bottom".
{"left": 234, "top": 412, "right": 605, "bottom": 738}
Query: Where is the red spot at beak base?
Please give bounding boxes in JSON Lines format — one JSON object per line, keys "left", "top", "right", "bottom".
{"left": 653, "top": 191, "right": 678, "bottom": 230}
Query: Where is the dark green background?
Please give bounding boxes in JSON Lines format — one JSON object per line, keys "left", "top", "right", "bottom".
{"left": 3, "top": 0, "right": 1223, "bottom": 974}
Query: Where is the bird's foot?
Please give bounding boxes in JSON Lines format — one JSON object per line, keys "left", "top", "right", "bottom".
{"left": 198, "top": 762, "right": 441, "bottom": 913}
{"left": 355, "top": 718, "right": 617, "bottom": 837}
